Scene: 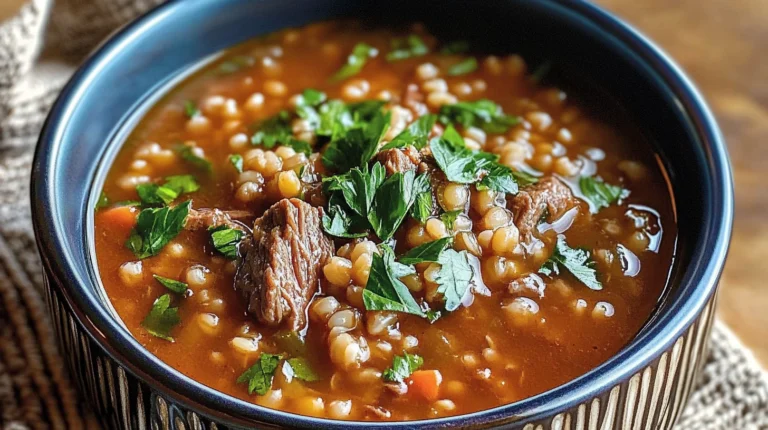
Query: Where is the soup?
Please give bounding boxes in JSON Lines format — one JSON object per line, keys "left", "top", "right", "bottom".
{"left": 93, "top": 21, "right": 675, "bottom": 421}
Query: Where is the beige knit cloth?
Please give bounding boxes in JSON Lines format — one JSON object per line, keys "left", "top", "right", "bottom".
{"left": 0, "top": 1, "right": 766, "bottom": 429}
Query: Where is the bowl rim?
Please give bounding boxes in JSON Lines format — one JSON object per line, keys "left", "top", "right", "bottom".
{"left": 31, "top": 0, "right": 734, "bottom": 427}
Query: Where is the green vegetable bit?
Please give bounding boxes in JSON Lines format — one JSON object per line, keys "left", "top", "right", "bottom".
{"left": 440, "top": 40, "right": 470, "bottom": 54}
{"left": 95, "top": 191, "right": 110, "bottom": 210}
{"left": 539, "top": 235, "right": 602, "bottom": 290}
{"left": 183, "top": 100, "right": 199, "bottom": 118}
{"left": 447, "top": 57, "right": 478, "bottom": 76}
{"left": 438, "top": 99, "right": 519, "bottom": 133}
{"left": 209, "top": 225, "right": 245, "bottom": 260}
{"left": 141, "top": 294, "right": 181, "bottom": 341}
{"left": 237, "top": 353, "right": 283, "bottom": 395}
{"left": 440, "top": 210, "right": 462, "bottom": 230}
{"left": 434, "top": 249, "right": 474, "bottom": 311}
{"left": 229, "top": 154, "right": 243, "bottom": 173}
{"left": 380, "top": 114, "right": 437, "bottom": 151}
{"left": 410, "top": 189, "right": 434, "bottom": 224}
{"left": 383, "top": 352, "right": 424, "bottom": 383}
{"left": 284, "top": 357, "right": 321, "bottom": 382}
{"left": 386, "top": 35, "right": 429, "bottom": 61}
{"left": 250, "top": 110, "right": 312, "bottom": 156}
{"left": 174, "top": 144, "right": 212, "bottom": 172}
{"left": 152, "top": 274, "right": 188, "bottom": 294}
{"left": 136, "top": 175, "right": 199, "bottom": 207}
{"left": 331, "top": 43, "right": 378, "bottom": 82}
{"left": 126, "top": 201, "right": 190, "bottom": 259}
{"left": 363, "top": 245, "right": 425, "bottom": 317}
{"left": 579, "top": 176, "right": 628, "bottom": 213}
{"left": 321, "top": 109, "right": 390, "bottom": 173}
{"left": 399, "top": 237, "right": 452, "bottom": 265}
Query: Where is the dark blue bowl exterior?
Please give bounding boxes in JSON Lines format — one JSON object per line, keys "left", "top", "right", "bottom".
{"left": 31, "top": 0, "right": 733, "bottom": 429}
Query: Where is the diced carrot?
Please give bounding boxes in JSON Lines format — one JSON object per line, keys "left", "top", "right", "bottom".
{"left": 407, "top": 369, "right": 442, "bottom": 402}
{"left": 99, "top": 206, "right": 139, "bottom": 231}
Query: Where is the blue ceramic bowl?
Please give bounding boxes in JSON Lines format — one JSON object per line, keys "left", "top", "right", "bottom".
{"left": 31, "top": 0, "right": 733, "bottom": 428}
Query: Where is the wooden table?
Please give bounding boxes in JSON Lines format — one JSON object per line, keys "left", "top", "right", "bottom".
{"left": 1, "top": 1, "right": 765, "bottom": 364}
{"left": 596, "top": 0, "right": 768, "bottom": 366}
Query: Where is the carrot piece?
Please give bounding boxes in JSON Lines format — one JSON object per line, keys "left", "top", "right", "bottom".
{"left": 99, "top": 206, "right": 139, "bottom": 231}
{"left": 407, "top": 369, "right": 442, "bottom": 402}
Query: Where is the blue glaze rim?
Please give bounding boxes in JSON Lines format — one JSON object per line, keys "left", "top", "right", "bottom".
{"left": 31, "top": 0, "right": 733, "bottom": 428}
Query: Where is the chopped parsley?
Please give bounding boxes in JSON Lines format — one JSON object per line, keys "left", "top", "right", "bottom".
{"left": 126, "top": 201, "right": 190, "bottom": 259}
{"left": 298, "top": 88, "right": 327, "bottom": 107}
{"left": 136, "top": 175, "right": 199, "bottom": 207}
{"left": 440, "top": 210, "right": 462, "bottom": 230}
{"left": 284, "top": 357, "right": 320, "bottom": 382}
{"left": 237, "top": 353, "right": 283, "bottom": 395}
{"left": 438, "top": 99, "right": 519, "bottom": 133}
{"left": 321, "top": 197, "right": 369, "bottom": 239}
{"left": 368, "top": 170, "right": 430, "bottom": 241}
{"left": 579, "top": 176, "right": 628, "bottom": 213}
{"left": 323, "top": 162, "right": 385, "bottom": 218}
{"left": 434, "top": 249, "right": 474, "bottom": 311}
{"left": 380, "top": 114, "right": 437, "bottom": 151}
{"left": 209, "top": 225, "right": 245, "bottom": 260}
{"left": 250, "top": 110, "right": 313, "bottom": 156}
{"left": 229, "top": 154, "right": 243, "bottom": 173}
{"left": 331, "top": 43, "right": 378, "bottom": 82}
{"left": 174, "top": 144, "right": 212, "bottom": 172}
{"left": 440, "top": 40, "right": 470, "bottom": 54}
{"left": 539, "top": 234, "right": 602, "bottom": 290}
{"left": 386, "top": 35, "right": 429, "bottom": 61}
{"left": 321, "top": 109, "right": 390, "bottom": 173}
{"left": 95, "top": 191, "right": 110, "bottom": 210}
{"left": 363, "top": 245, "right": 425, "bottom": 317}
{"left": 410, "top": 189, "right": 434, "bottom": 224}
{"left": 215, "top": 55, "right": 255, "bottom": 75}
{"left": 141, "top": 294, "right": 180, "bottom": 341}
{"left": 152, "top": 275, "right": 187, "bottom": 294}
{"left": 183, "top": 100, "right": 199, "bottom": 118}
{"left": 447, "top": 57, "right": 478, "bottom": 76}
{"left": 399, "top": 237, "right": 452, "bottom": 265}
{"left": 383, "top": 352, "right": 423, "bottom": 383}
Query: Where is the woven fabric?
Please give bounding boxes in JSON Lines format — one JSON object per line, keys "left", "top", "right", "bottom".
{"left": 0, "top": 1, "right": 765, "bottom": 429}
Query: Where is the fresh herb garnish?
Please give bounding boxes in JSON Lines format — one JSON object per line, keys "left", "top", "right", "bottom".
{"left": 331, "top": 43, "right": 378, "bottom": 82}
{"left": 368, "top": 170, "right": 430, "bottom": 241}
{"left": 383, "top": 352, "right": 424, "bottom": 383}
{"left": 174, "top": 144, "right": 212, "bottom": 172}
{"left": 539, "top": 234, "right": 602, "bottom": 290}
{"left": 386, "top": 35, "right": 429, "bottom": 61}
{"left": 579, "top": 176, "right": 628, "bottom": 213}
{"left": 399, "top": 237, "right": 452, "bottom": 265}
{"left": 323, "top": 162, "right": 385, "bottom": 217}
{"left": 95, "top": 191, "right": 110, "bottom": 211}
{"left": 136, "top": 175, "right": 199, "bottom": 207}
{"left": 229, "top": 154, "right": 243, "bottom": 173}
{"left": 216, "top": 55, "right": 255, "bottom": 75}
{"left": 184, "top": 100, "right": 199, "bottom": 118}
{"left": 363, "top": 245, "right": 425, "bottom": 317}
{"left": 141, "top": 294, "right": 180, "bottom": 341}
{"left": 440, "top": 40, "right": 470, "bottom": 54}
{"left": 322, "top": 109, "right": 390, "bottom": 173}
{"left": 438, "top": 99, "right": 519, "bottom": 133}
{"left": 250, "top": 111, "right": 313, "bottom": 156}
{"left": 434, "top": 249, "right": 474, "bottom": 311}
{"left": 209, "top": 225, "right": 245, "bottom": 260}
{"left": 126, "top": 201, "right": 190, "bottom": 259}
{"left": 440, "top": 210, "right": 462, "bottom": 230}
{"left": 380, "top": 114, "right": 437, "bottom": 151}
{"left": 284, "top": 357, "right": 321, "bottom": 382}
{"left": 410, "top": 190, "right": 434, "bottom": 224}
{"left": 447, "top": 57, "right": 478, "bottom": 76}
{"left": 298, "top": 88, "right": 327, "bottom": 107}
{"left": 237, "top": 353, "right": 283, "bottom": 395}
{"left": 152, "top": 274, "right": 188, "bottom": 294}
{"left": 321, "top": 198, "right": 369, "bottom": 239}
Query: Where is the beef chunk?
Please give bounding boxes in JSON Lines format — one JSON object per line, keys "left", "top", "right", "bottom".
{"left": 376, "top": 146, "right": 422, "bottom": 175}
{"left": 509, "top": 176, "right": 576, "bottom": 240}
{"left": 234, "top": 198, "right": 334, "bottom": 330}
{"left": 185, "top": 208, "right": 253, "bottom": 231}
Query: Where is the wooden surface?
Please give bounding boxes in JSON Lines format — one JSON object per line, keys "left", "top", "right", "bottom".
{"left": 596, "top": 0, "right": 768, "bottom": 366}
{"left": 1, "top": 1, "right": 764, "bottom": 364}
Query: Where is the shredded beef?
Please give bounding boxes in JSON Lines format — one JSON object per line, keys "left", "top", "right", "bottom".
{"left": 376, "top": 146, "right": 422, "bottom": 175}
{"left": 185, "top": 208, "right": 253, "bottom": 231}
{"left": 509, "top": 176, "right": 576, "bottom": 240}
{"left": 234, "top": 198, "right": 334, "bottom": 330}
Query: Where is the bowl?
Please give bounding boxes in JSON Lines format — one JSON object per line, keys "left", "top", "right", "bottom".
{"left": 31, "top": 0, "right": 733, "bottom": 428}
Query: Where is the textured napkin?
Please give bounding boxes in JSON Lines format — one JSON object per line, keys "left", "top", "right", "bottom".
{"left": 0, "top": 1, "right": 766, "bottom": 429}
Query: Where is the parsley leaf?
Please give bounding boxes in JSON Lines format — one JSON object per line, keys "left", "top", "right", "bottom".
{"left": 298, "top": 88, "right": 327, "bottom": 107}
{"left": 126, "top": 201, "right": 190, "bottom": 259}
{"left": 215, "top": 55, "right": 255, "bottom": 75}
{"left": 95, "top": 191, "right": 110, "bottom": 211}
{"left": 368, "top": 170, "right": 430, "bottom": 241}
{"left": 441, "top": 40, "right": 470, "bottom": 54}
{"left": 434, "top": 249, "right": 474, "bottom": 311}
{"left": 380, "top": 114, "right": 437, "bottom": 151}
{"left": 383, "top": 352, "right": 423, "bottom": 383}
{"left": 237, "top": 353, "right": 283, "bottom": 395}
{"left": 321, "top": 196, "right": 369, "bottom": 239}
{"left": 579, "top": 176, "right": 628, "bottom": 213}
{"left": 399, "top": 237, "right": 452, "bottom": 265}
{"left": 284, "top": 357, "right": 320, "bottom": 382}
{"left": 174, "top": 144, "right": 212, "bottom": 172}
{"left": 141, "top": 294, "right": 180, "bottom": 341}
{"left": 209, "top": 225, "right": 245, "bottom": 259}
{"left": 539, "top": 234, "right": 602, "bottom": 290}
{"left": 429, "top": 135, "right": 483, "bottom": 184}
{"left": 439, "top": 99, "right": 519, "bottom": 133}
{"left": 386, "top": 35, "right": 429, "bottom": 61}
{"left": 447, "top": 57, "right": 478, "bottom": 76}
{"left": 322, "top": 109, "right": 390, "bottom": 172}
{"left": 152, "top": 275, "right": 188, "bottom": 294}
{"left": 183, "top": 100, "right": 199, "bottom": 118}
{"left": 411, "top": 190, "right": 434, "bottom": 224}
{"left": 331, "top": 43, "right": 378, "bottom": 82}
{"left": 477, "top": 163, "right": 519, "bottom": 195}
{"left": 363, "top": 245, "right": 425, "bottom": 317}
{"left": 136, "top": 175, "right": 199, "bottom": 207}
{"left": 440, "top": 210, "right": 462, "bottom": 230}
{"left": 323, "top": 163, "right": 385, "bottom": 218}
{"left": 250, "top": 110, "right": 312, "bottom": 156}
{"left": 229, "top": 154, "right": 243, "bottom": 173}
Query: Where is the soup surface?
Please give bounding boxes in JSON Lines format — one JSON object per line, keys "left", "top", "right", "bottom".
{"left": 94, "top": 21, "right": 676, "bottom": 421}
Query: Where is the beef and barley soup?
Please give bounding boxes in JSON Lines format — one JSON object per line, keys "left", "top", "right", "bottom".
{"left": 93, "top": 22, "right": 676, "bottom": 421}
